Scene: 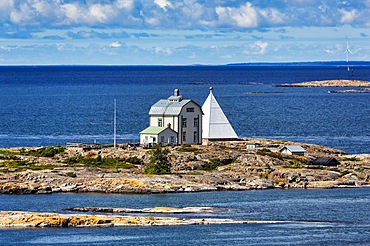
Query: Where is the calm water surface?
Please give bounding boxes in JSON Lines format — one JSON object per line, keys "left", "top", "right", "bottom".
{"left": 0, "top": 65, "right": 369, "bottom": 153}
{"left": 0, "top": 188, "right": 370, "bottom": 245}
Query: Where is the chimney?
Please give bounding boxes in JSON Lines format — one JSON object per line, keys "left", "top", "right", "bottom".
{"left": 174, "top": 89, "right": 179, "bottom": 96}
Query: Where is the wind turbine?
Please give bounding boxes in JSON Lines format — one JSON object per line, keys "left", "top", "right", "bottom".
{"left": 345, "top": 41, "right": 353, "bottom": 71}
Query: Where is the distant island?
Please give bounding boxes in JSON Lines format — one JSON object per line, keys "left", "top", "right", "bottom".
{"left": 227, "top": 61, "right": 370, "bottom": 67}
{"left": 275, "top": 79, "right": 370, "bottom": 87}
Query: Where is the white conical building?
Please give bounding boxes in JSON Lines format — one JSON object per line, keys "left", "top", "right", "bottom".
{"left": 202, "top": 87, "right": 238, "bottom": 142}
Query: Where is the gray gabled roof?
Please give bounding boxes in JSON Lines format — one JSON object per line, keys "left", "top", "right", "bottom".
{"left": 149, "top": 99, "right": 193, "bottom": 116}
{"left": 281, "top": 145, "right": 306, "bottom": 152}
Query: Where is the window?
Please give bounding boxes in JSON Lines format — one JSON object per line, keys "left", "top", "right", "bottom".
{"left": 182, "top": 132, "right": 186, "bottom": 142}
{"left": 194, "top": 118, "right": 199, "bottom": 127}
{"left": 170, "top": 136, "right": 175, "bottom": 143}
{"left": 186, "top": 107, "right": 194, "bottom": 112}
{"left": 193, "top": 131, "right": 198, "bottom": 143}
{"left": 182, "top": 118, "right": 187, "bottom": 128}
{"left": 157, "top": 118, "right": 163, "bottom": 127}
{"left": 160, "top": 136, "right": 164, "bottom": 143}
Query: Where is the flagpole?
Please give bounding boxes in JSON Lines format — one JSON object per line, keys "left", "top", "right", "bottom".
{"left": 114, "top": 98, "right": 117, "bottom": 148}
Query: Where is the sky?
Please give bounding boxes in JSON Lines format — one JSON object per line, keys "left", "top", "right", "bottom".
{"left": 0, "top": 0, "right": 369, "bottom": 65}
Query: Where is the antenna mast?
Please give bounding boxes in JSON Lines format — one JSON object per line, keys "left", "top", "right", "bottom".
{"left": 114, "top": 98, "right": 117, "bottom": 148}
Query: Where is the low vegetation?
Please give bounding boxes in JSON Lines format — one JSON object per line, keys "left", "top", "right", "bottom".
{"left": 144, "top": 146, "right": 171, "bottom": 174}
{"left": 202, "top": 158, "right": 235, "bottom": 171}
{"left": 257, "top": 148, "right": 284, "bottom": 160}
{"left": 178, "top": 145, "right": 200, "bottom": 154}
{"left": 0, "top": 146, "right": 65, "bottom": 158}
{"left": 341, "top": 157, "right": 361, "bottom": 162}
{"left": 0, "top": 160, "right": 58, "bottom": 173}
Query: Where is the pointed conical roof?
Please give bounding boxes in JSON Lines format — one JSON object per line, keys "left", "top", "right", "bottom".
{"left": 202, "top": 87, "right": 238, "bottom": 140}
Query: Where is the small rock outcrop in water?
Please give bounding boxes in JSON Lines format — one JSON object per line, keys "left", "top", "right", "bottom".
{"left": 0, "top": 210, "right": 267, "bottom": 228}
{"left": 0, "top": 139, "right": 369, "bottom": 194}
{"left": 64, "top": 206, "right": 218, "bottom": 214}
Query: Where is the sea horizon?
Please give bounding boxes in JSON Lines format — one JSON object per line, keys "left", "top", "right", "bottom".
{"left": 0, "top": 60, "right": 370, "bottom": 67}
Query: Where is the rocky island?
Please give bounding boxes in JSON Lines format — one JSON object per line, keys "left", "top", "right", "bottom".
{"left": 1, "top": 139, "right": 369, "bottom": 195}
{"left": 276, "top": 79, "right": 370, "bottom": 87}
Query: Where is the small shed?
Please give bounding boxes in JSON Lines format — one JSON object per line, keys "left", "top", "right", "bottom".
{"left": 140, "top": 126, "right": 177, "bottom": 145}
{"left": 280, "top": 145, "right": 306, "bottom": 156}
{"left": 245, "top": 142, "right": 257, "bottom": 149}
{"left": 312, "top": 157, "right": 340, "bottom": 166}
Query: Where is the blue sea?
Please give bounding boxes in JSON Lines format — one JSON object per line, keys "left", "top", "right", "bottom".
{"left": 0, "top": 189, "right": 370, "bottom": 245}
{"left": 0, "top": 65, "right": 369, "bottom": 153}
{"left": 1, "top": 65, "right": 370, "bottom": 245}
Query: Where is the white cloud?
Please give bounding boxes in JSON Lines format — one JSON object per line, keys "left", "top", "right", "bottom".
{"left": 1, "top": 1, "right": 370, "bottom": 31}
{"left": 339, "top": 9, "right": 358, "bottom": 24}
{"left": 216, "top": 3, "right": 259, "bottom": 28}
{"left": 110, "top": 41, "right": 122, "bottom": 48}
{"left": 154, "top": 0, "right": 172, "bottom": 9}
{"left": 116, "top": 0, "right": 134, "bottom": 11}
{"left": 88, "top": 4, "right": 116, "bottom": 23}
{"left": 259, "top": 8, "right": 285, "bottom": 25}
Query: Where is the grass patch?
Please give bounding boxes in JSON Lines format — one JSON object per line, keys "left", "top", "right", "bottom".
{"left": 178, "top": 145, "right": 200, "bottom": 154}
{"left": 0, "top": 149, "right": 20, "bottom": 156}
{"left": 0, "top": 146, "right": 66, "bottom": 158}
{"left": 0, "top": 160, "right": 59, "bottom": 172}
{"left": 26, "top": 146, "right": 65, "bottom": 157}
{"left": 257, "top": 149, "right": 284, "bottom": 160}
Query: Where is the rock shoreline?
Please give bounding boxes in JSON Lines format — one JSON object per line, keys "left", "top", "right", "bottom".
{"left": 1, "top": 139, "right": 369, "bottom": 194}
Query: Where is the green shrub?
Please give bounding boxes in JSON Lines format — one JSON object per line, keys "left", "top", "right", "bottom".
{"left": 261, "top": 172, "right": 269, "bottom": 179}
{"left": 144, "top": 146, "right": 171, "bottom": 174}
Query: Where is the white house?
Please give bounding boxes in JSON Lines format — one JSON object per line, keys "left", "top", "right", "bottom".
{"left": 140, "top": 126, "right": 177, "bottom": 145}
{"left": 202, "top": 87, "right": 238, "bottom": 142}
{"left": 142, "top": 89, "right": 203, "bottom": 145}
{"left": 280, "top": 145, "right": 306, "bottom": 156}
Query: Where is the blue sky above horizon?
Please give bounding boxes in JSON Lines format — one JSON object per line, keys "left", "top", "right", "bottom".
{"left": 0, "top": 0, "right": 369, "bottom": 65}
